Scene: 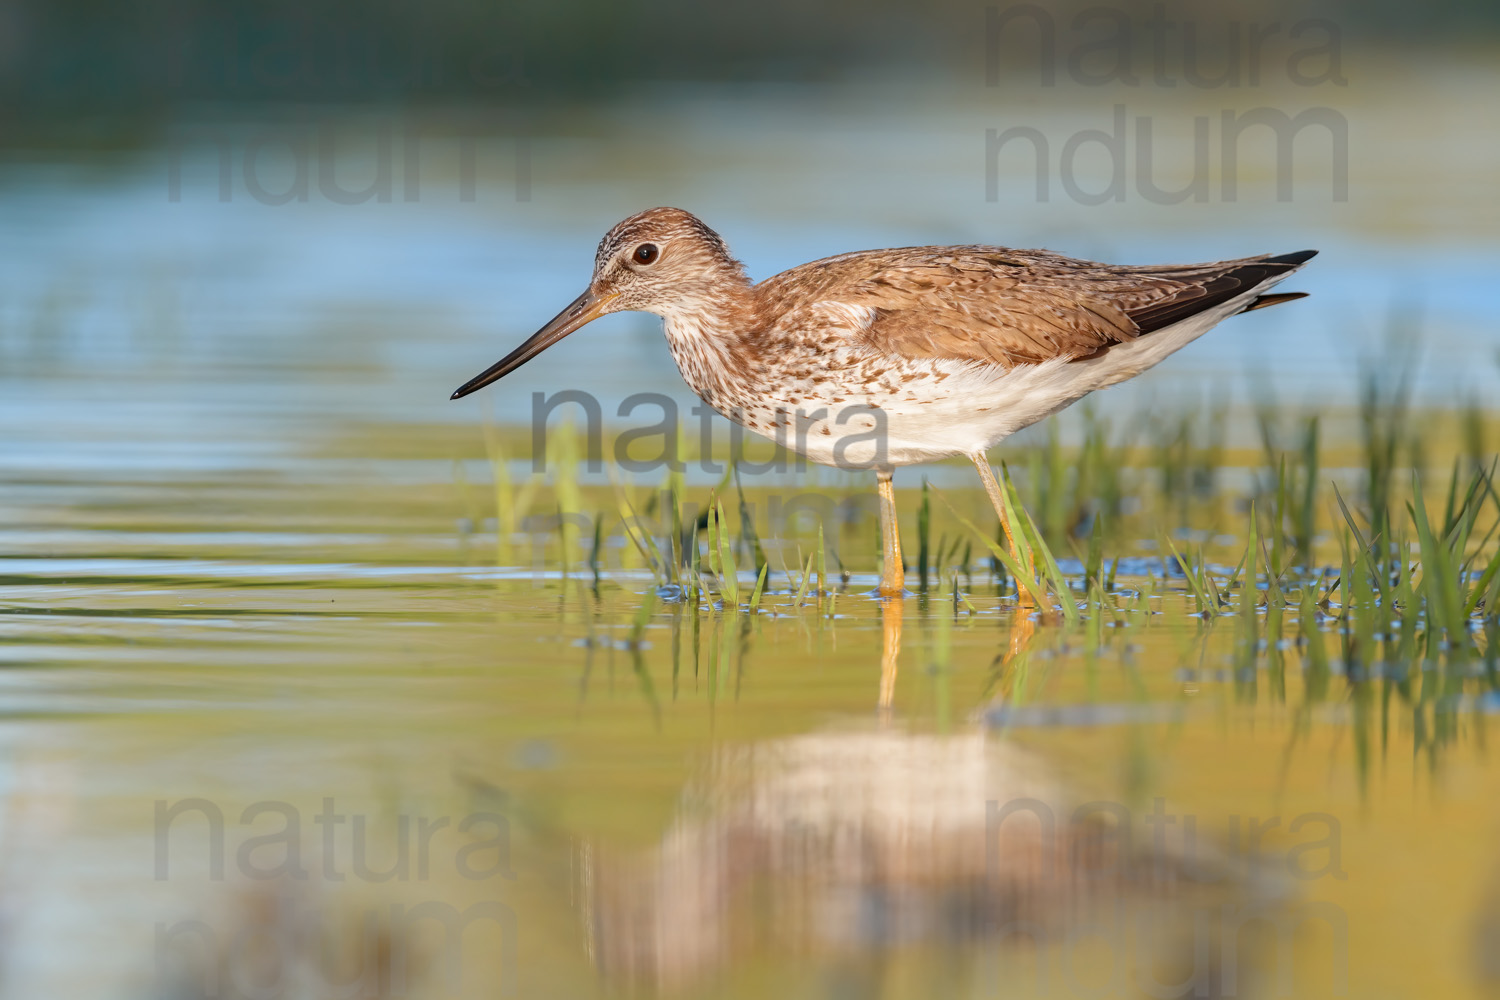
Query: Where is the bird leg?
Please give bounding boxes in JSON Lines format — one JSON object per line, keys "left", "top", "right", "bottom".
{"left": 876, "top": 467, "right": 906, "bottom": 598}
{"left": 970, "top": 453, "right": 1035, "bottom": 607}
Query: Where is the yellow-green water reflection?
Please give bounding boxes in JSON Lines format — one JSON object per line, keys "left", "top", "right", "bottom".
{"left": 2, "top": 494, "right": 1495, "bottom": 998}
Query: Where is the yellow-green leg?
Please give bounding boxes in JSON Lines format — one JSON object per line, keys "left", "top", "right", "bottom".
{"left": 969, "top": 452, "right": 1034, "bottom": 606}
{"left": 876, "top": 467, "right": 906, "bottom": 598}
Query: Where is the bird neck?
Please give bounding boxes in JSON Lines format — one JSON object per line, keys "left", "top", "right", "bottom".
{"left": 657, "top": 277, "right": 760, "bottom": 407}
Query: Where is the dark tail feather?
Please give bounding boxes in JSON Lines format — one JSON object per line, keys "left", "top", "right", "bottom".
{"left": 1239, "top": 250, "right": 1316, "bottom": 313}
{"left": 1266, "top": 249, "right": 1318, "bottom": 267}
{"left": 1240, "top": 291, "right": 1309, "bottom": 313}
{"left": 1129, "top": 249, "right": 1318, "bottom": 334}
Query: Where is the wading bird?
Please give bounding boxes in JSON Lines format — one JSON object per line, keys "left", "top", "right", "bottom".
{"left": 452, "top": 208, "right": 1314, "bottom": 598}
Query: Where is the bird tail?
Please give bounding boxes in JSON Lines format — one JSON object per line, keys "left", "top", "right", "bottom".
{"left": 1234, "top": 249, "right": 1317, "bottom": 314}
{"left": 1239, "top": 291, "right": 1309, "bottom": 313}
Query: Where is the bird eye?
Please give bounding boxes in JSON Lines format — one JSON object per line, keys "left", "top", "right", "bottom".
{"left": 633, "top": 243, "right": 659, "bottom": 265}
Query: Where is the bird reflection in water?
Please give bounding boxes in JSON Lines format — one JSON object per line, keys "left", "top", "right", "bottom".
{"left": 577, "top": 607, "right": 1303, "bottom": 997}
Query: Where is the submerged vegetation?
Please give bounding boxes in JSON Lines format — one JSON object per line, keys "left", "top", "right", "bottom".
{"left": 466, "top": 388, "right": 1499, "bottom": 617}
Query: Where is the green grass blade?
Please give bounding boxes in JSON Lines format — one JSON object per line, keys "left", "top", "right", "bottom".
{"left": 931, "top": 485, "right": 1049, "bottom": 610}
{"left": 715, "top": 499, "right": 741, "bottom": 607}
{"left": 748, "top": 562, "right": 769, "bottom": 612}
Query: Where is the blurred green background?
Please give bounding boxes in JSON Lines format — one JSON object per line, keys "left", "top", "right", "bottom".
{"left": 3, "top": 0, "right": 1498, "bottom": 136}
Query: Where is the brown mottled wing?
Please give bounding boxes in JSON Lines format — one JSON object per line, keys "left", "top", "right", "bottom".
{"left": 765, "top": 247, "right": 1314, "bottom": 368}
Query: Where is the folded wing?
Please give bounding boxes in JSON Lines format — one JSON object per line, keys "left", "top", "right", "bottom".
{"left": 765, "top": 247, "right": 1315, "bottom": 369}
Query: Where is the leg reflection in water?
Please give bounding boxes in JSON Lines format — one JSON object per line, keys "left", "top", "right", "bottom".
{"left": 878, "top": 597, "right": 902, "bottom": 723}
{"left": 988, "top": 605, "right": 1038, "bottom": 710}
{"left": 882, "top": 597, "right": 1039, "bottom": 721}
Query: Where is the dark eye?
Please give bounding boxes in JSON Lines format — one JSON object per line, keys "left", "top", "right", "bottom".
{"left": 633, "top": 243, "right": 659, "bottom": 265}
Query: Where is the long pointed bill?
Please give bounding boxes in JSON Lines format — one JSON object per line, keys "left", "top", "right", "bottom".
{"left": 450, "top": 289, "right": 615, "bottom": 400}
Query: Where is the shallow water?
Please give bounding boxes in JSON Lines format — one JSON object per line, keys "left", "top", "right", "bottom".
{"left": 4, "top": 409, "right": 1498, "bottom": 998}
{"left": 2, "top": 84, "right": 1500, "bottom": 998}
